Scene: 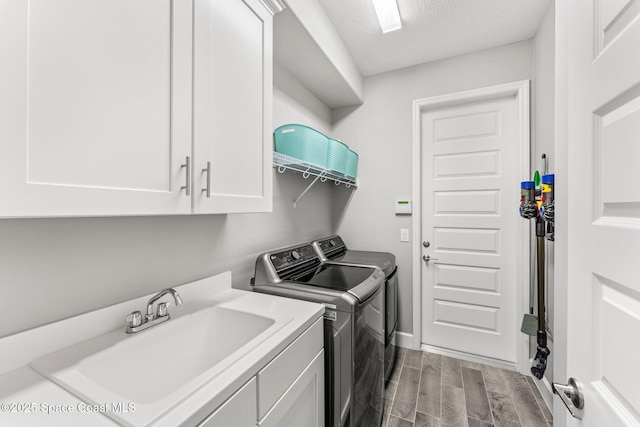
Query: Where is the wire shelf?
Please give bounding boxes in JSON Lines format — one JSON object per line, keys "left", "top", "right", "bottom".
{"left": 273, "top": 152, "right": 358, "bottom": 207}
{"left": 273, "top": 152, "right": 358, "bottom": 187}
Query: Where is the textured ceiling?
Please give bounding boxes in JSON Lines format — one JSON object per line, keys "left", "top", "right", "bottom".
{"left": 317, "top": 0, "right": 552, "bottom": 76}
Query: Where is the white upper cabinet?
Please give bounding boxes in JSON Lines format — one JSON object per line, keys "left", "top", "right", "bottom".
{"left": 0, "top": 0, "right": 192, "bottom": 217}
{"left": 193, "top": 0, "right": 273, "bottom": 214}
{"left": 0, "top": 0, "right": 273, "bottom": 217}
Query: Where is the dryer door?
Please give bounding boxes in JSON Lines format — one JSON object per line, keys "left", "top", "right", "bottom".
{"left": 385, "top": 267, "right": 398, "bottom": 345}
{"left": 325, "top": 309, "right": 352, "bottom": 427}
{"left": 353, "top": 289, "right": 384, "bottom": 427}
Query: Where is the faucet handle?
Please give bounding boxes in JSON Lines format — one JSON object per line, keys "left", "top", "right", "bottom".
{"left": 126, "top": 311, "right": 142, "bottom": 328}
{"left": 157, "top": 302, "right": 169, "bottom": 318}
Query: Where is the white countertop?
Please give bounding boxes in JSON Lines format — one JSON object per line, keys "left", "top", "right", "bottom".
{"left": 0, "top": 368, "right": 116, "bottom": 426}
{"left": 0, "top": 272, "right": 324, "bottom": 426}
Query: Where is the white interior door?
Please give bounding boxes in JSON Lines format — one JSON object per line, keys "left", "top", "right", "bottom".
{"left": 417, "top": 82, "right": 529, "bottom": 365}
{"left": 556, "top": 0, "right": 640, "bottom": 425}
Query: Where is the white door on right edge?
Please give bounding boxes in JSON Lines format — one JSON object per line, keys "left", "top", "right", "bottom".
{"left": 560, "top": 0, "right": 640, "bottom": 425}
{"left": 420, "top": 90, "right": 522, "bottom": 363}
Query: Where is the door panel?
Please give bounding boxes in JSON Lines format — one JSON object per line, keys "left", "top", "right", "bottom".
{"left": 27, "top": 0, "right": 171, "bottom": 191}
{"left": 433, "top": 227, "right": 500, "bottom": 254}
{"left": 598, "top": 0, "right": 640, "bottom": 50}
{"left": 434, "top": 190, "right": 500, "bottom": 215}
{"left": 434, "top": 264, "right": 500, "bottom": 294}
{"left": 597, "top": 93, "right": 640, "bottom": 215}
{"left": 0, "top": 0, "right": 192, "bottom": 216}
{"left": 421, "top": 88, "right": 528, "bottom": 363}
{"left": 433, "top": 300, "right": 499, "bottom": 332}
{"left": 258, "top": 351, "right": 324, "bottom": 427}
{"left": 433, "top": 150, "right": 500, "bottom": 178}
{"left": 559, "top": 0, "right": 640, "bottom": 424}
{"left": 199, "top": 378, "right": 257, "bottom": 427}
{"left": 193, "top": 0, "right": 273, "bottom": 213}
{"left": 433, "top": 110, "right": 500, "bottom": 141}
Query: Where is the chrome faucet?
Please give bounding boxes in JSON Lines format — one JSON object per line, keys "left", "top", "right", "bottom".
{"left": 126, "top": 288, "right": 184, "bottom": 334}
{"left": 145, "top": 288, "right": 183, "bottom": 321}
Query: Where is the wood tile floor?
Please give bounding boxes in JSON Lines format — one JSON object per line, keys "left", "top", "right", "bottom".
{"left": 381, "top": 348, "right": 553, "bottom": 427}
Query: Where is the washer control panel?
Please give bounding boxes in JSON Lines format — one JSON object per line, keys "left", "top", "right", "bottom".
{"left": 316, "top": 236, "right": 346, "bottom": 255}
{"left": 270, "top": 245, "right": 318, "bottom": 271}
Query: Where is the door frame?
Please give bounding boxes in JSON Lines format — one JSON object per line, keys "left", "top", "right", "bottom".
{"left": 411, "top": 80, "right": 531, "bottom": 372}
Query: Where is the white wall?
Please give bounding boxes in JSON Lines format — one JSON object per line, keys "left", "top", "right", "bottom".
{"left": 331, "top": 41, "right": 534, "bottom": 336}
{"left": 0, "top": 62, "right": 334, "bottom": 338}
{"left": 273, "top": 61, "right": 332, "bottom": 133}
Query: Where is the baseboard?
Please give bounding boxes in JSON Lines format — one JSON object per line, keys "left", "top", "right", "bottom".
{"left": 536, "top": 376, "right": 554, "bottom": 412}
{"left": 419, "top": 344, "right": 519, "bottom": 371}
{"left": 394, "top": 332, "right": 553, "bottom": 380}
{"left": 394, "top": 331, "right": 414, "bottom": 349}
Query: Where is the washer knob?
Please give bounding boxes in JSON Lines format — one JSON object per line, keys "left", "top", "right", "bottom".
{"left": 291, "top": 250, "right": 301, "bottom": 260}
{"left": 329, "top": 239, "right": 336, "bottom": 247}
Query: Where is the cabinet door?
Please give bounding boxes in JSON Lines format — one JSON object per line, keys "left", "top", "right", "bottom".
{"left": 0, "top": 0, "right": 192, "bottom": 217}
{"left": 199, "top": 377, "right": 257, "bottom": 427}
{"left": 259, "top": 350, "right": 324, "bottom": 427}
{"left": 193, "top": 0, "right": 273, "bottom": 214}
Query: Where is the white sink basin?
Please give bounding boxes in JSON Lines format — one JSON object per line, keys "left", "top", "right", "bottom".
{"left": 77, "top": 305, "right": 274, "bottom": 403}
{"left": 31, "top": 299, "right": 290, "bottom": 426}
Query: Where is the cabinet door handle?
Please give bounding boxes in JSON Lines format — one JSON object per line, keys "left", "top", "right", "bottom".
{"left": 180, "top": 156, "right": 191, "bottom": 196}
{"left": 202, "top": 161, "right": 211, "bottom": 198}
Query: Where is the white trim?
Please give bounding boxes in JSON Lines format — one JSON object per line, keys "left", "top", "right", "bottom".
{"left": 553, "top": 3, "right": 569, "bottom": 427}
{"left": 536, "top": 376, "right": 554, "bottom": 413}
{"left": 420, "top": 344, "right": 519, "bottom": 372}
{"left": 258, "top": 0, "right": 286, "bottom": 15}
{"left": 394, "top": 331, "right": 414, "bottom": 349}
{"left": 411, "top": 80, "right": 531, "bottom": 373}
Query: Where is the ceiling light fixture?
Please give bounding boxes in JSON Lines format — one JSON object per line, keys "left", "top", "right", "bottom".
{"left": 371, "top": 0, "right": 402, "bottom": 34}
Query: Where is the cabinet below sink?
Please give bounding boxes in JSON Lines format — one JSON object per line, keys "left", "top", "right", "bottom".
{"left": 200, "top": 320, "right": 324, "bottom": 427}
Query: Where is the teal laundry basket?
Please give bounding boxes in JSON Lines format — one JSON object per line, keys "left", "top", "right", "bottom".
{"left": 346, "top": 149, "right": 358, "bottom": 179}
{"left": 273, "top": 124, "right": 328, "bottom": 168}
{"left": 327, "top": 138, "right": 349, "bottom": 176}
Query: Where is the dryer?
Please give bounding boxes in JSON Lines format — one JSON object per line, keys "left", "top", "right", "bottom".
{"left": 312, "top": 235, "right": 398, "bottom": 382}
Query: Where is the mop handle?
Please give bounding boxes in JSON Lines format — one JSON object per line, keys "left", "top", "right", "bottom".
{"left": 536, "top": 218, "right": 546, "bottom": 332}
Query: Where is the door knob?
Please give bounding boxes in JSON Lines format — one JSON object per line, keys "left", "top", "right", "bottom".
{"left": 423, "top": 241, "right": 430, "bottom": 248}
{"left": 552, "top": 377, "right": 584, "bottom": 419}
{"left": 423, "top": 255, "right": 438, "bottom": 262}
